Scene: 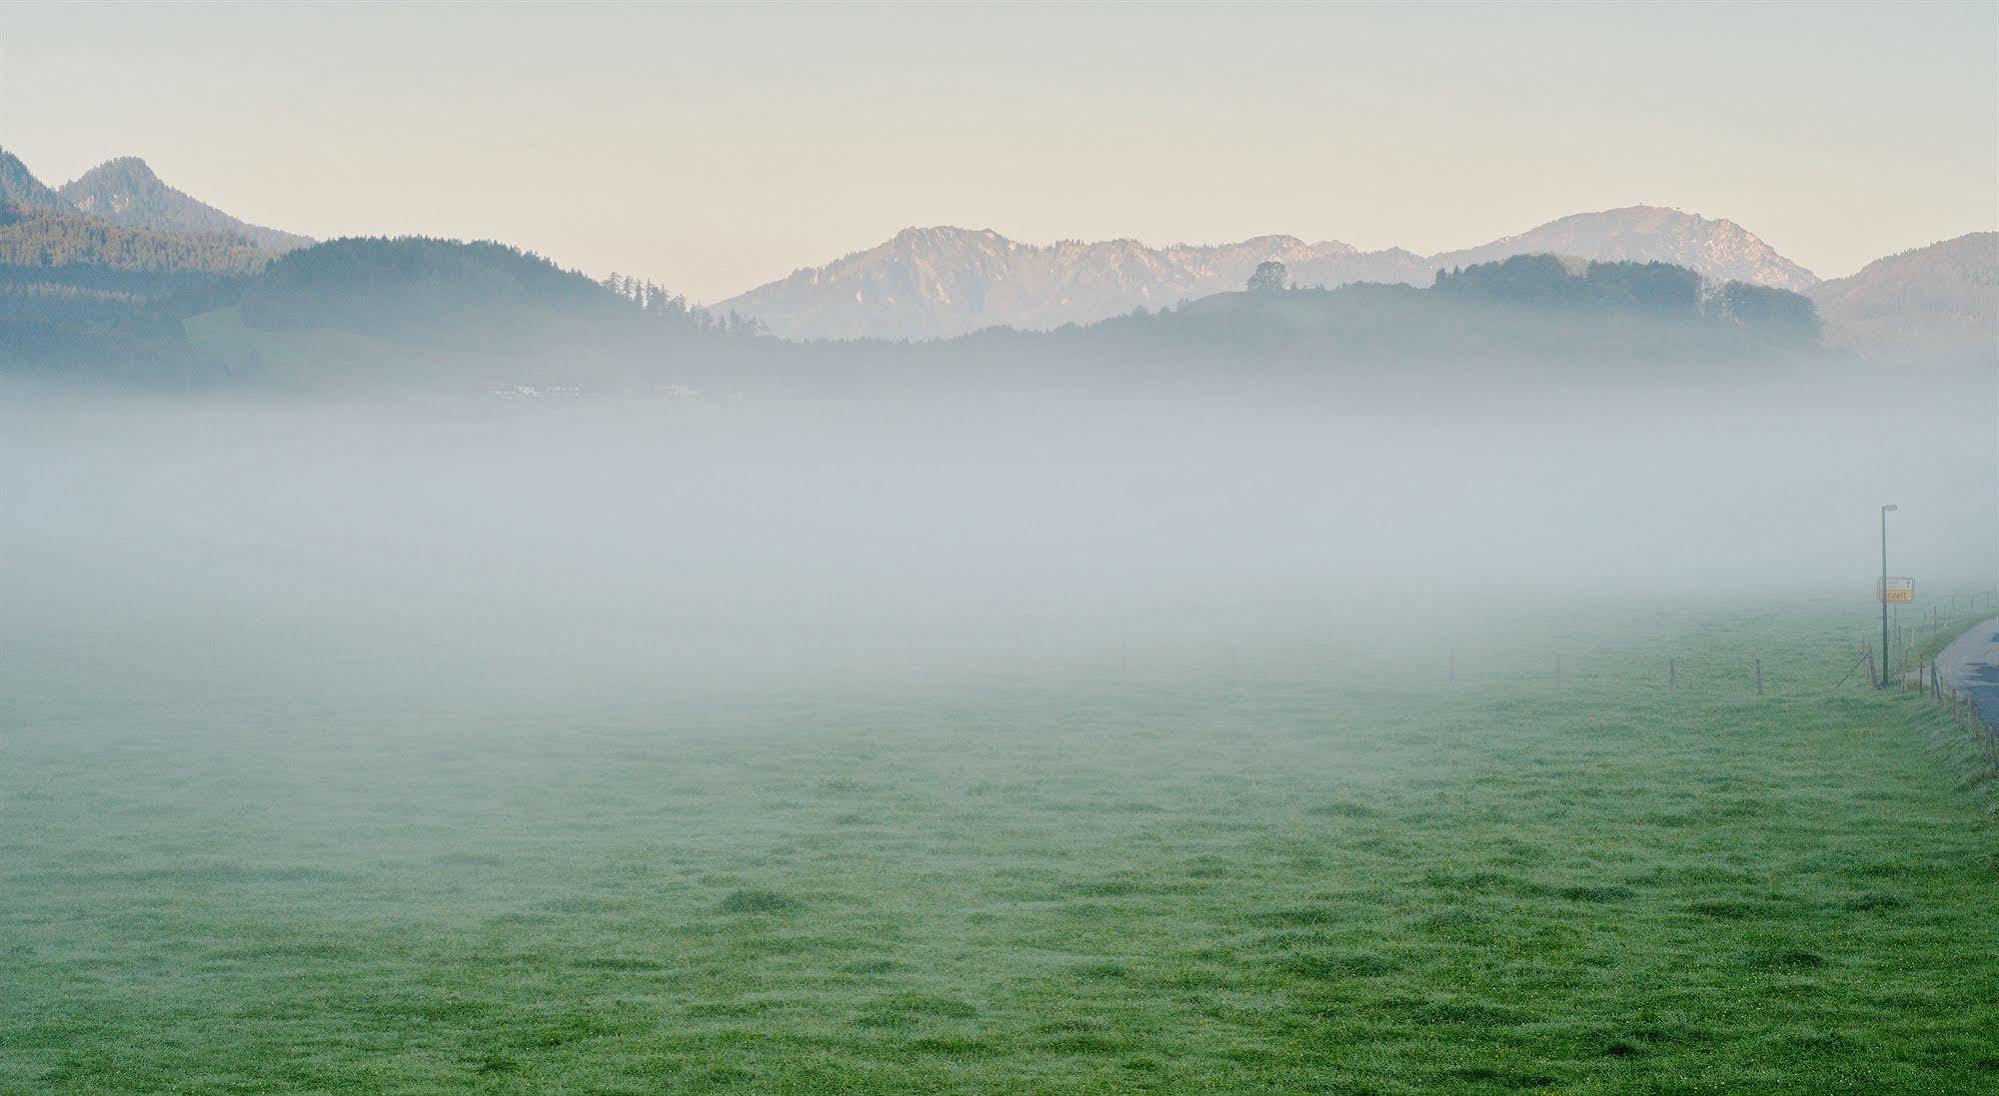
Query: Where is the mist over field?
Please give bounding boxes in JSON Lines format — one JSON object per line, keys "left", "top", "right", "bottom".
{"left": 7, "top": 374, "right": 1992, "bottom": 711}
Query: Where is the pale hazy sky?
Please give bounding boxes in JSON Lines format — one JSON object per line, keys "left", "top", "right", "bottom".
{"left": 3, "top": 1, "right": 1993, "bottom": 301}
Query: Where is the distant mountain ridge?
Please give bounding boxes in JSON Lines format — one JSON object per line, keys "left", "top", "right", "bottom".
{"left": 719, "top": 207, "right": 1821, "bottom": 341}
{"left": 1809, "top": 232, "right": 1997, "bottom": 363}
{"left": 1427, "top": 207, "right": 1817, "bottom": 294}
{"left": 57, "top": 157, "right": 311, "bottom": 253}
{"left": 715, "top": 227, "right": 1409, "bottom": 341}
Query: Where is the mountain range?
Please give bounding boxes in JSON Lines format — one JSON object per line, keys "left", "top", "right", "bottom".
{"left": 0, "top": 147, "right": 1989, "bottom": 362}
{"left": 717, "top": 207, "right": 1826, "bottom": 341}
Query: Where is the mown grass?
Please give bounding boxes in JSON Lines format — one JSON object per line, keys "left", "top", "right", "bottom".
{"left": 2, "top": 599, "right": 1995, "bottom": 1093}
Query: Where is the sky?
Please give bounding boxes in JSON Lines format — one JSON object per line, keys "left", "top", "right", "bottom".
{"left": 2, "top": 1, "right": 1994, "bottom": 302}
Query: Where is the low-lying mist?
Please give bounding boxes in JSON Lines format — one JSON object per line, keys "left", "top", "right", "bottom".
{"left": 5, "top": 373, "right": 1991, "bottom": 724}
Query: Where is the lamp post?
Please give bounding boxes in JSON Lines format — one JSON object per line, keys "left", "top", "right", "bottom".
{"left": 1880, "top": 504, "right": 1897, "bottom": 688}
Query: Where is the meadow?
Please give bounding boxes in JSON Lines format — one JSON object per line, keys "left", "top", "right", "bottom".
{"left": 3, "top": 594, "right": 1995, "bottom": 1094}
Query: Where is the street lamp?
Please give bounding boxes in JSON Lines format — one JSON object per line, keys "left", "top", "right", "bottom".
{"left": 1880, "top": 504, "right": 1897, "bottom": 688}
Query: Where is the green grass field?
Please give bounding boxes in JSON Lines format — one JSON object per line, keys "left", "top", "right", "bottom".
{"left": 3, "top": 598, "right": 1995, "bottom": 1094}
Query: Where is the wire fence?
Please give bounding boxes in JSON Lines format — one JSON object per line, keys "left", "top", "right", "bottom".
{"left": 1882, "top": 590, "right": 1999, "bottom": 777}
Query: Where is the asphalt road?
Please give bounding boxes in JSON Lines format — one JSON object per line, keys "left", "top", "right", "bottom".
{"left": 1933, "top": 616, "right": 1999, "bottom": 729}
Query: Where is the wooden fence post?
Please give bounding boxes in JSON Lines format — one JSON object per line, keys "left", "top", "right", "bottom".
{"left": 1668, "top": 658, "right": 1676, "bottom": 693}
{"left": 1755, "top": 656, "right": 1763, "bottom": 696}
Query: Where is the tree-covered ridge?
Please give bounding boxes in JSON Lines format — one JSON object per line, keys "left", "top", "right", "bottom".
{"left": 241, "top": 237, "right": 629, "bottom": 334}
{"left": 1430, "top": 254, "right": 1818, "bottom": 338}
{"left": 0, "top": 201, "right": 275, "bottom": 276}
{"left": 1434, "top": 255, "right": 1701, "bottom": 310}
{"left": 892, "top": 255, "right": 1827, "bottom": 395}
{"left": 240, "top": 237, "right": 765, "bottom": 344}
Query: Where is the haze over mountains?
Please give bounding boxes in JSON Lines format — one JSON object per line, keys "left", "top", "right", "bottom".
{"left": 719, "top": 207, "right": 1826, "bottom": 341}
{"left": 0, "top": 146, "right": 1991, "bottom": 368}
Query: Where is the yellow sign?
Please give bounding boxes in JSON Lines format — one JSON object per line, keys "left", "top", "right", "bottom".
{"left": 1879, "top": 577, "right": 1915, "bottom": 603}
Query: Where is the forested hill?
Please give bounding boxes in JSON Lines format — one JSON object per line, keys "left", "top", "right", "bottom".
{"left": 1809, "top": 232, "right": 1998, "bottom": 364}
{"left": 242, "top": 237, "right": 628, "bottom": 336}
{"left": 237, "top": 236, "right": 753, "bottom": 345}
{"left": 850, "top": 255, "right": 1826, "bottom": 398}
{"left": 967, "top": 254, "right": 1820, "bottom": 361}
{"left": 1431, "top": 254, "right": 1814, "bottom": 330}
{"left": 166, "top": 237, "right": 766, "bottom": 390}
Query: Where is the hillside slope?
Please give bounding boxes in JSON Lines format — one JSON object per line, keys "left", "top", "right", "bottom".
{"left": 0, "top": 149, "right": 73, "bottom": 213}
{"left": 1809, "top": 232, "right": 1996, "bottom": 362}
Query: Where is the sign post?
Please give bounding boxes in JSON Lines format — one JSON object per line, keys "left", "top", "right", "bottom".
{"left": 1879, "top": 505, "right": 1898, "bottom": 688}
{"left": 1878, "top": 577, "right": 1915, "bottom": 603}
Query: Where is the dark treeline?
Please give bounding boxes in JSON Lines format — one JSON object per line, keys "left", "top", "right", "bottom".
{"left": 243, "top": 237, "right": 623, "bottom": 339}
{"left": 0, "top": 201, "right": 271, "bottom": 275}
{"left": 0, "top": 197, "right": 270, "bottom": 373}
{"left": 599, "top": 272, "right": 763, "bottom": 338}
{"left": 1431, "top": 253, "right": 1817, "bottom": 340}
{"left": 241, "top": 237, "right": 770, "bottom": 344}
{"left": 864, "top": 256, "right": 1829, "bottom": 400}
